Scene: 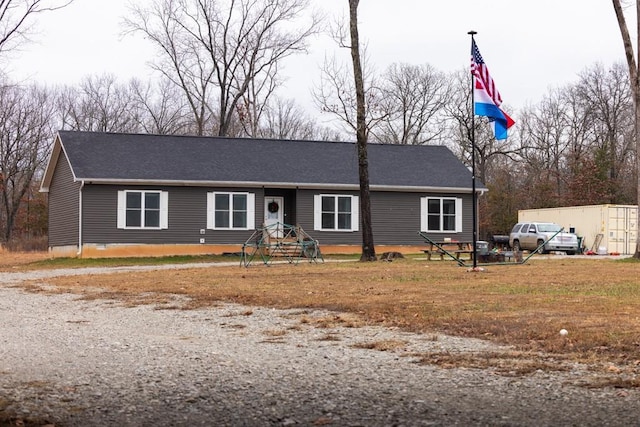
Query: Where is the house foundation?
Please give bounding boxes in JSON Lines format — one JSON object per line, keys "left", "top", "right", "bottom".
{"left": 49, "top": 243, "right": 428, "bottom": 259}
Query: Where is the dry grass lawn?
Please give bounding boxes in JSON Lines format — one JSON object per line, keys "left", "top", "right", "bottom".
{"left": 0, "top": 249, "right": 50, "bottom": 270}
{"left": 6, "top": 252, "right": 640, "bottom": 385}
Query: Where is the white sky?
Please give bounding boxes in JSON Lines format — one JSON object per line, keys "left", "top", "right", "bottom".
{"left": 4, "top": 0, "right": 632, "bottom": 116}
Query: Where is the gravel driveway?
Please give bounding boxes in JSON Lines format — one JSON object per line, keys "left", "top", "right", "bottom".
{"left": 1, "top": 264, "right": 639, "bottom": 426}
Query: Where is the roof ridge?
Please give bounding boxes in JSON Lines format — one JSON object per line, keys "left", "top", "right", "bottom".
{"left": 57, "top": 130, "right": 354, "bottom": 146}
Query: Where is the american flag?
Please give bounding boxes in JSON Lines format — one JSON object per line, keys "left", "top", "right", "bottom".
{"left": 471, "top": 39, "right": 502, "bottom": 107}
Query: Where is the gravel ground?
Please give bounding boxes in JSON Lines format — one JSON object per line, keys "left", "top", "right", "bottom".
{"left": 1, "top": 265, "right": 639, "bottom": 426}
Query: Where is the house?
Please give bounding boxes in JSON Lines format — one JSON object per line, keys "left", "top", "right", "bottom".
{"left": 40, "top": 131, "right": 486, "bottom": 258}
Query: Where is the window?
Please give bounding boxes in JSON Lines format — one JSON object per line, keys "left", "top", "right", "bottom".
{"left": 117, "top": 190, "right": 168, "bottom": 229}
{"left": 420, "top": 197, "right": 462, "bottom": 232}
{"left": 314, "top": 194, "right": 359, "bottom": 231}
{"left": 537, "top": 223, "right": 561, "bottom": 233}
{"left": 207, "top": 192, "right": 255, "bottom": 230}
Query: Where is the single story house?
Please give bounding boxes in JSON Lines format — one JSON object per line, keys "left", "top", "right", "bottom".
{"left": 40, "top": 131, "right": 486, "bottom": 258}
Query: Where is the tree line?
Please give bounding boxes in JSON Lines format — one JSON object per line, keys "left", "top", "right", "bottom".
{"left": 0, "top": 0, "right": 637, "bottom": 249}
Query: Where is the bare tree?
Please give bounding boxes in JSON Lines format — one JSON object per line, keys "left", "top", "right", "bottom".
{"left": 126, "top": 0, "right": 320, "bottom": 137}
{"left": 126, "top": 0, "right": 212, "bottom": 135}
{"left": 347, "top": 0, "right": 375, "bottom": 261}
{"left": 259, "top": 97, "right": 315, "bottom": 140}
{"left": 612, "top": 0, "right": 640, "bottom": 258}
{"left": 57, "top": 74, "right": 141, "bottom": 133}
{"left": 0, "top": 0, "right": 73, "bottom": 56}
{"left": 130, "top": 78, "right": 190, "bottom": 135}
{"left": 561, "top": 84, "right": 597, "bottom": 177}
{"left": 236, "top": 62, "right": 279, "bottom": 137}
{"left": 519, "top": 91, "right": 572, "bottom": 203}
{"left": 312, "top": 2, "right": 376, "bottom": 259}
{"left": 373, "top": 63, "right": 449, "bottom": 145}
{"left": 312, "top": 52, "right": 385, "bottom": 139}
{"left": 0, "top": 82, "right": 54, "bottom": 242}
{"left": 575, "top": 62, "right": 634, "bottom": 202}
{"left": 0, "top": 0, "right": 73, "bottom": 244}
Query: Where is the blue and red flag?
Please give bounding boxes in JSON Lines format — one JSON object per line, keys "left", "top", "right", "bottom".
{"left": 470, "top": 39, "right": 514, "bottom": 140}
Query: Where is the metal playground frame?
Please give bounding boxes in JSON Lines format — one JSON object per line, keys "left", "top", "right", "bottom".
{"left": 241, "top": 223, "right": 323, "bottom": 267}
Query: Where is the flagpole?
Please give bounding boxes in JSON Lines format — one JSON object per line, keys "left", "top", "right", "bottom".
{"left": 468, "top": 30, "right": 478, "bottom": 269}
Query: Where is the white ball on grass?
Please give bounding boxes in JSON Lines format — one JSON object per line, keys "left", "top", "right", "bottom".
{"left": 559, "top": 329, "right": 568, "bottom": 336}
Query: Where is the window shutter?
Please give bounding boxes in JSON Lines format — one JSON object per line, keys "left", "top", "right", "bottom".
{"left": 160, "top": 191, "right": 169, "bottom": 229}
{"left": 206, "top": 192, "right": 215, "bottom": 229}
{"left": 313, "top": 195, "right": 322, "bottom": 230}
{"left": 419, "top": 197, "right": 427, "bottom": 232}
{"left": 351, "top": 195, "right": 359, "bottom": 231}
{"left": 117, "top": 191, "right": 126, "bottom": 229}
{"left": 455, "top": 198, "right": 463, "bottom": 232}
{"left": 246, "top": 193, "right": 255, "bottom": 229}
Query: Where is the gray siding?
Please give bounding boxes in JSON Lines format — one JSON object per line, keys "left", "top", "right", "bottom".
{"left": 296, "top": 189, "right": 474, "bottom": 246}
{"left": 371, "top": 191, "right": 420, "bottom": 245}
{"left": 80, "top": 183, "right": 473, "bottom": 247}
{"left": 372, "top": 192, "right": 474, "bottom": 245}
{"left": 82, "top": 185, "right": 264, "bottom": 245}
{"left": 48, "top": 152, "right": 80, "bottom": 247}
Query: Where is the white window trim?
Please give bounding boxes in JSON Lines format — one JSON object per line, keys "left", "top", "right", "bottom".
{"left": 207, "top": 191, "right": 255, "bottom": 230}
{"left": 420, "top": 197, "right": 462, "bottom": 233}
{"left": 313, "top": 194, "right": 359, "bottom": 232}
{"left": 117, "top": 190, "right": 168, "bottom": 230}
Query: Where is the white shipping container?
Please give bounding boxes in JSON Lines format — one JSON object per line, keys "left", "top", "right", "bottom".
{"left": 518, "top": 204, "right": 638, "bottom": 255}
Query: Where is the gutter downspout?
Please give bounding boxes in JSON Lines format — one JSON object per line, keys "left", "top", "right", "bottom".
{"left": 77, "top": 181, "right": 84, "bottom": 257}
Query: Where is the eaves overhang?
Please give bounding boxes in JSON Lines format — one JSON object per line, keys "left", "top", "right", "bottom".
{"left": 40, "top": 133, "right": 78, "bottom": 193}
{"left": 74, "top": 178, "right": 487, "bottom": 194}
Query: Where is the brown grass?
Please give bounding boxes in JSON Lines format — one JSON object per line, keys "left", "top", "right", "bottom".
{"left": 9, "top": 256, "right": 640, "bottom": 382}
{"left": 0, "top": 250, "right": 50, "bottom": 270}
{"left": 414, "top": 350, "right": 572, "bottom": 376}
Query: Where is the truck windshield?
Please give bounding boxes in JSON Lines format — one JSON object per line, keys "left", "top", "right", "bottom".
{"left": 538, "top": 224, "right": 561, "bottom": 232}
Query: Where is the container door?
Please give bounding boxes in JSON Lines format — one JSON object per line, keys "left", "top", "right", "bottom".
{"left": 625, "top": 207, "right": 638, "bottom": 255}
{"left": 607, "top": 206, "right": 638, "bottom": 255}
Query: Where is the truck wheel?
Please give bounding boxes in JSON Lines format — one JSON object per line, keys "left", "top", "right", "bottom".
{"left": 537, "top": 239, "right": 547, "bottom": 254}
{"left": 512, "top": 240, "right": 521, "bottom": 252}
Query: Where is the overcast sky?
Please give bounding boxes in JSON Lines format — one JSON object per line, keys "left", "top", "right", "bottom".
{"left": 5, "top": 0, "right": 632, "bottom": 117}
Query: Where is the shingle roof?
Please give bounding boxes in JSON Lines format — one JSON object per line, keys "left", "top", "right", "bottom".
{"left": 46, "top": 131, "right": 484, "bottom": 192}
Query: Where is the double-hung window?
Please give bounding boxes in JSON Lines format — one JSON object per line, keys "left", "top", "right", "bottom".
{"left": 314, "top": 194, "right": 359, "bottom": 231}
{"left": 207, "top": 192, "right": 255, "bottom": 230}
{"left": 420, "top": 197, "right": 462, "bottom": 232}
{"left": 117, "top": 190, "right": 169, "bottom": 229}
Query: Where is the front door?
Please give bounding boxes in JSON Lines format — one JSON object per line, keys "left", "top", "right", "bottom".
{"left": 264, "top": 196, "right": 284, "bottom": 237}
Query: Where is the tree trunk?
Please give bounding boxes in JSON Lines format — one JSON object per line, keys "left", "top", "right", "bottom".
{"left": 612, "top": 0, "right": 640, "bottom": 258}
{"left": 636, "top": 0, "right": 640, "bottom": 258}
{"left": 635, "top": 88, "right": 640, "bottom": 258}
{"left": 348, "top": 0, "right": 376, "bottom": 261}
